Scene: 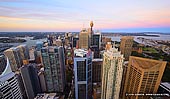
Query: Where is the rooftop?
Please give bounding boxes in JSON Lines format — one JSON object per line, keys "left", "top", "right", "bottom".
{"left": 130, "top": 56, "right": 166, "bottom": 69}
{"left": 92, "top": 59, "right": 103, "bottom": 62}
{"left": 34, "top": 93, "right": 59, "bottom": 99}
{"left": 160, "top": 82, "right": 170, "bottom": 92}
{"left": 121, "top": 36, "right": 134, "bottom": 39}
{"left": 74, "top": 49, "right": 90, "bottom": 57}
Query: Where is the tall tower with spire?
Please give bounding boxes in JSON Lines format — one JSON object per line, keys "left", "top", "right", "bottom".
{"left": 90, "top": 21, "right": 94, "bottom": 47}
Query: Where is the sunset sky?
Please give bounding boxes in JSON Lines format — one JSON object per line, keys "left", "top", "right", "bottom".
{"left": 0, "top": 0, "right": 170, "bottom": 32}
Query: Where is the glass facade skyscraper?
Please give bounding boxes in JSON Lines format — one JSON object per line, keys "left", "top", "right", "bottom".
{"left": 41, "top": 46, "right": 66, "bottom": 93}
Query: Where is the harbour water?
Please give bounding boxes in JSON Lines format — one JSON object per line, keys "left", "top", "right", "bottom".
{"left": 1, "top": 33, "right": 170, "bottom": 48}
{"left": 108, "top": 34, "right": 170, "bottom": 43}
{"left": 0, "top": 37, "right": 47, "bottom": 48}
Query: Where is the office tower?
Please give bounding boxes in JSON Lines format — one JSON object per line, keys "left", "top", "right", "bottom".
{"left": 0, "top": 57, "right": 23, "bottom": 99}
{"left": 53, "top": 38, "right": 62, "bottom": 46}
{"left": 38, "top": 68, "right": 47, "bottom": 92}
{"left": 17, "top": 44, "right": 30, "bottom": 60}
{"left": 15, "top": 72, "right": 27, "bottom": 99}
{"left": 119, "top": 61, "right": 128, "bottom": 99}
{"left": 122, "top": 56, "right": 167, "bottom": 99}
{"left": 65, "top": 32, "right": 72, "bottom": 46}
{"left": 101, "top": 44, "right": 124, "bottom": 99}
{"left": 0, "top": 55, "right": 6, "bottom": 74}
{"left": 92, "top": 59, "right": 103, "bottom": 83}
{"left": 29, "top": 47, "right": 36, "bottom": 61}
{"left": 92, "top": 32, "right": 101, "bottom": 49}
{"left": 47, "top": 35, "right": 53, "bottom": 46}
{"left": 36, "top": 50, "right": 42, "bottom": 64}
{"left": 41, "top": 46, "right": 66, "bottom": 92}
{"left": 36, "top": 41, "right": 43, "bottom": 51}
{"left": 73, "top": 36, "right": 79, "bottom": 48}
{"left": 74, "top": 49, "right": 92, "bottom": 99}
{"left": 79, "top": 28, "right": 90, "bottom": 49}
{"left": 120, "top": 36, "right": 134, "bottom": 60}
{"left": 4, "top": 47, "right": 22, "bottom": 71}
{"left": 20, "top": 64, "right": 41, "bottom": 99}
{"left": 92, "top": 32, "right": 101, "bottom": 58}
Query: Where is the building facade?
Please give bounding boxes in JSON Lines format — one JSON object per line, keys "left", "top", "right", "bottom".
{"left": 0, "top": 55, "right": 6, "bottom": 74}
{"left": 79, "top": 28, "right": 90, "bottom": 49}
{"left": 120, "top": 36, "right": 134, "bottom": 60}
{"left": 92, "top": 59, "right": 103, "bottom": 83}
{"left": 0, "top": 57, "right": 23, "bottom": 99}
{"left": 122, "top": 56, "right": 167, "bottom": 99}
{"left": 74, "top": 49, "right": 92, "bottom": 99}
{"left": 17, "top": 44, "right": 30, "bottom": 61}
{"left": 20, "top": 64, "right": 41, "bottom": 99}
{"left": 41, "top": 46, "right": 66, "bottom": 93}
{"left": 101, "top": 44, "right": 124, "bottom": 99}
{"left": 4, "top": 47, "right": 22, "bottom": 71}
{"left": 91, "top": 32, "right": 101, "bottom": 58}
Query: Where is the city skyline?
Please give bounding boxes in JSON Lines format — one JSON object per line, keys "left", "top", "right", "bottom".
{"left": 0, "top": 0, "right": 170, "bottom": 32}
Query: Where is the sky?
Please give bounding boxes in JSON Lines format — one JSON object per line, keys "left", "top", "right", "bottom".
{"left": 0, "top": 0, "right": 170, "bottom": 32}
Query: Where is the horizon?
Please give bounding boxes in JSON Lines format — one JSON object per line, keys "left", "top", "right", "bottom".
{"left": 0, "top": 0, "right": 170, "bottom": 32}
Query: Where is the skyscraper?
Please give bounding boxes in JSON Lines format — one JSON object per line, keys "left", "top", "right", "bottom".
{"left": 17, "top": 44, "right": 30, "bottom": 61}
{"left": 0, "top": 57, "right": 23, "bottom": 99}
{"left": 92, "top": 32, "right": 101, "bottom": 50}
{"left": 73, "top": 36, "right": 79, "bottom": 48}
{"left": 4, "top": 47, "right": 22, "bottom": 71}
{"left": 79, "top": 28, "right": 90, "bottom": 49}
{"left": 36, "top": 41, "right": 43, "bottom": 51}
{"left": 74, "top": 49, "right": 92, "bottom": 99}
{"left": 91, "top": 32, "right": 102, "bottom": 58}
{"left": 41, "top": 46, "right": 66, "bottom": 92}
{"left": 120, "top": 36, "right": 134, "bottom": 60}
{"left": 20, "top": 64, "right": 41, "bottom": 99}
{"left": 122, "top": 56, "right": 167, "bottom": 99}
{"left": 0, "top": 55, "right": 6, "bottom": 74}
{"left": 92, "top": 59, "right": 103, "bottom": 83}
{"left": 101, "top": 43, "right": 124, "bottom": 99}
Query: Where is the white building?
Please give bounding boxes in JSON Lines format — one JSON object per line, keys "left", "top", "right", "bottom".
{"left": 101, "top": 43, "right": 124, "bottom": 99}
{"left": 0, "top": 57, "right": 23, "bottom": 99}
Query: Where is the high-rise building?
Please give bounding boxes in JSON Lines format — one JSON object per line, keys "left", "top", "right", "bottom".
{"left": 120, "top": 36, "right": 134, "bottom": 60}
{"left": 17, "top": 44, "right": 30, "bottom": 60}
{"left": 91, "top": 32, "right": 101, "bottom": 58}
{"left": 122, "top": 56, "right": 167, "bottom": 99}
{"left": 101, "top": 43, "right": 124, "bottom": 99}
{"left": 29, "top": 47, "right": 36, "bottom": 61}
{"left": 36, "top": 41, "right": 43, "bottom": 51}
{"left": 4, "top": 47, "right": 22, "bottom": 71}
{"left": 73, "top": 36, "right": 79, "bottom": 48}
{"left": 0, "top": 55, "right": 6, "bottom": 74}
{"left": 41, "top": 46, "right": 66, "bottom": 92}
{"left": 79, "top": 28, "right": 90, "bottom": 49}
{"left": 15, "top": 72, "right": 27, "bottom": 99}
{"left": 20, "top": 64, "right": 41, "bottom": 99}
{"left": 92, "top": 32, "right": 101, "bottom": 49}
{"left": 74, "top": 49, "right": 92, "bottom": 99}
{"left": 92, "top": 59, "right": 103, "bottom": 83}
{"left": 0, "top": 57, "right": 23, "bottom": 99}
{"left": 38, "top": 68, "right": 47, "bottom": 92}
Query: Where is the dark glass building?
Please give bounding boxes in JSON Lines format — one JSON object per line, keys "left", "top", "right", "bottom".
{"left": 74, "top": 49, "right": 92, "bottom": 99}
{"left": 20, "top": 63, "right": 41, "bottom": 99}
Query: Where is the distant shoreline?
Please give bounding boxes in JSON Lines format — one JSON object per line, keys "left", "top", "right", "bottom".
{"left": 0, "top": 38, "right": 26, "bottom": 43}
